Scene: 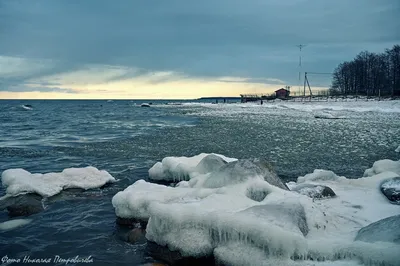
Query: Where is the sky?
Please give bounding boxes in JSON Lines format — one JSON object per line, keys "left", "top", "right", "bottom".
{"left": 1, "top": 0, "right": 399, "bottom": 99}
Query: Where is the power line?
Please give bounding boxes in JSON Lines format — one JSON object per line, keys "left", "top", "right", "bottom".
{"left": 306, "top": 72, "right": 333, "bottom": 75}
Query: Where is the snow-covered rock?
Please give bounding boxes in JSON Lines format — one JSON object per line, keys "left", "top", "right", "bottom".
{"left": 148, "top": 153, "right": 236, "bottom": 182}
{"left": 355, "top": 215, "right": 400, "bottom": 244}
{"left": 297, "top": 169, "right": 344, "bottom": 183}
{"left": 1, "top": 167, "right": 116, "bottom": 198}
{"left": 112, "top": 153, "right": 400, "bottom": 266}
{"left": 363, "top": 159, "right": 400, "bottom": 177}
{"left": 380, "top": 177, "right": 400, "bottom": 204}
{"left": 291, "top": 184, "right": 336, "bottom": 199}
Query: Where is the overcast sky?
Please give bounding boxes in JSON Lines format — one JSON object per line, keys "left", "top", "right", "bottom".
{"left": 1, "top": 0, "right": 399, "bottom": 99}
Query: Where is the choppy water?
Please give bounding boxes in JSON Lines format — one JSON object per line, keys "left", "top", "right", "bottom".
{"left": 0, "top": 99, "right": 399, "bottom": 265}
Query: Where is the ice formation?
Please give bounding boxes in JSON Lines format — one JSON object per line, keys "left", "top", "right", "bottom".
{"left": 1, "top": 167, "right": 116, "bottom": 198}
{"left": 0, "top": 219, "right": 32, "bottom": 231}
{"left": 112, "top": 153, "right": 400, "bottom": 266}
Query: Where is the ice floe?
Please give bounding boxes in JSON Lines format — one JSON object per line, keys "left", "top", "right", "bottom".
{"left": 1, "top": 166, "right": 116, "bottom": 198}
{"left": 0, "top": 219, "right": 32, "bottom": 231}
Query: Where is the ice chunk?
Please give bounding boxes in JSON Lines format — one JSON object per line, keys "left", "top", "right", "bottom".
{"left": 395, "top": 145, "right": 400, "bottom": 153}
{"left": 0, "top": 219, "right": 32, "bottom": 231}
{"left": 111, "top": 180, "right": 219, "bottom": 220}
{"left": 363, "top": 159, "right": 400, "bottom": 177}
{"left": 1, "top": 167, "right": 116, "bottom": 198}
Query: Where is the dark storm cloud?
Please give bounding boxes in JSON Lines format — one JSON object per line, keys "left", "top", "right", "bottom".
{"left": 1, "top": 0, "right": 399, "bottom": 91}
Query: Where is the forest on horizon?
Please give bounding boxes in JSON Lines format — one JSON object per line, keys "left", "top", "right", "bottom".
{"left": 330, "top": 45, "right": 400, "bottom": 97}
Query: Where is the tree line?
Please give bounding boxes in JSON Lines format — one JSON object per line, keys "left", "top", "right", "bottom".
{"left": 330, "top": 45, "right": 400, "bottom": 97}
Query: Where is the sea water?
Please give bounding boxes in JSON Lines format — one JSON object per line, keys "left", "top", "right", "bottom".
{"left": 0, "top": 99, "right": 399, "bottom": 265}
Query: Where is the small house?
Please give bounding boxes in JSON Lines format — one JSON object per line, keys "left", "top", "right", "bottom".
{"left": 275, "top": 88, "right": 290, "bottom": 99}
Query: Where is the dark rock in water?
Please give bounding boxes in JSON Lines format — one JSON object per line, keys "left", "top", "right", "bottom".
{"left": 380, "top": 177, "right": 400, "bottom": 204}
{"left": 203, "top": 159, "right": 288, "bottom": 190}
{"left": 116, "top": 217, "right": 148, "bottom": 228}
{"left": 116, "top": 217, "right": 137, "bottom": 226}
{"left": 292, "top": 184, "right": 336, "bottom": 199}
{"left": 195, "top": 154, "right": 227, "bottom": 174}
{"left": 146, "top": 242, "right": 216, "bottom": 266}
{"left": 355, "top": 215, "right": 400, "bottom": 244}
{"left": 126, "top": 227, "right": 147, "bottom": 244}
{"left": 5, "top": 194, "right": 44, "bottom": 217}
{"left": 240, "top": 202, "right": 309, "bottom": 237}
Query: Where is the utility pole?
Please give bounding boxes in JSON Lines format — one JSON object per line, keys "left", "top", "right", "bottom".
{"left": 296, "top": 44, "right": 306, "bottom": 96}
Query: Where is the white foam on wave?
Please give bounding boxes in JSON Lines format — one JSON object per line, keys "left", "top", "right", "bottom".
{"left": 113, "top": 154, "right": 400, "bottom": 266}
{"left": 1, "top": 167, "right": 116, "bottom": 198}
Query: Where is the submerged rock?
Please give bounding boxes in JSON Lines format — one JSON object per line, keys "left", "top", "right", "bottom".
{"left": 292, "top": 184, "right": 336, "bottom": 199}
{"left": 145, "top": 242, "right": 216, "bottom": 266}
{"left": 116, "top": 217, "right": 148, "bottom": 228}
{"left": 203, "top": 159, "right": 288, "bottom": 190}
{"left": 380, "top": 177, "right": 400, "bottom": 204}
{"left": 126, "top": 227, "right": 146, "bottom": 244}
{"left": 3, "top": 193, "right": 44, "bottom": 217}
{"left": 314, "top": 112, "right": 342, "bottom": 119}
{"left": 355, "top": 215, "right": 400, "bottom": 244}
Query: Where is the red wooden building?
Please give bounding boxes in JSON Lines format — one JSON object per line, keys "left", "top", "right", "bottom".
{"left": 275, "top": 88, "right": 290, "bottom": 99}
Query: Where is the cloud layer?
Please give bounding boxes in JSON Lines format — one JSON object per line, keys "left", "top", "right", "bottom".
{"left": 1, "top": 0, "right": 399, "bottom": 98}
